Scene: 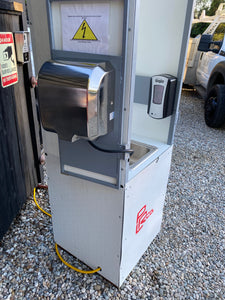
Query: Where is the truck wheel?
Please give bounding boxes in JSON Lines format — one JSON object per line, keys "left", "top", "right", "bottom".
{"left": 205, "top": 84, "right": 225, "bottom": 128}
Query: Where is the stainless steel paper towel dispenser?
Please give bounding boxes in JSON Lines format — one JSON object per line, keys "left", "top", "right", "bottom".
{"left": 38, "top": 60, "right": 115, "bottom": 141}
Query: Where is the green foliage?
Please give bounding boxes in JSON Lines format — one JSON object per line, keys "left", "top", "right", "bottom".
{"left": 212, "top": 23, "right": 225, "bottom": 41}
{"left": 194, "top": 0, "right": 211, "bottom": 17}
{"left": 190, "top": 22, "right": 211, "bottom": 38}
{"left": 208, "top": 0, "right": 224, "bottom": 15}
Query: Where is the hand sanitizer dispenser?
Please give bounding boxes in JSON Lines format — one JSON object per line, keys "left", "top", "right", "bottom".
{"left": 148, "top": 74, "right": 177, "bottom": 119}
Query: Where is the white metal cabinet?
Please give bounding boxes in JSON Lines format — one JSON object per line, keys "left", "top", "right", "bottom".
{"left": 29, "top": 0, "right": 194, "bottom": 287}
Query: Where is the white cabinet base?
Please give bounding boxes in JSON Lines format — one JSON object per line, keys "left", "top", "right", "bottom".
{"left": 45, "top": 132, "right": 172, "bottom": 286}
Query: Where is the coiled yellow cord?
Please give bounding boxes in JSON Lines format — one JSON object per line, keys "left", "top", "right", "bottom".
{"left": 33, "top": 187, "right": 101, "bottom": 274}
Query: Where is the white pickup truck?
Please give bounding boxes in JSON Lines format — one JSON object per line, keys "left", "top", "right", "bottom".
{"left": 184, "top": 3, "right": 225, "bottom": 128}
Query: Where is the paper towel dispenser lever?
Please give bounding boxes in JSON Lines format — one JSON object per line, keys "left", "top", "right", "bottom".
{"left": 38, "top": 60, "right": 115, "bottom": 141}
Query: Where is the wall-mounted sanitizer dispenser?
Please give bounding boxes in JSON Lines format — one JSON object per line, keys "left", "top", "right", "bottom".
{"left": 29, "top": 0, "right": 194, "bottom": 288}
{"left": 148, "top": 75, "right": 177, "bottom": 119}
{"left": 38, "top": 61, "right": 115, "bottom": 141}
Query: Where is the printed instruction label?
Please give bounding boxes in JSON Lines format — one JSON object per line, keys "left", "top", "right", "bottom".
{"left": 61, "top": 3, "right": 109, "bottom": 55}
{"left": 23, "top": 32, "right": 29, "bottom": 53}
{"left": 0, "top": 32, "right": 18, "bottom": 88}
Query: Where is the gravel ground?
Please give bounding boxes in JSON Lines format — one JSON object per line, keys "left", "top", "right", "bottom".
{"left": 0, "top": 90, "right": 225, "bottom": 299}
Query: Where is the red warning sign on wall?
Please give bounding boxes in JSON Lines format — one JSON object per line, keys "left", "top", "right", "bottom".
{"left": 0, "top": 32, "right": 18, "bottom": 88}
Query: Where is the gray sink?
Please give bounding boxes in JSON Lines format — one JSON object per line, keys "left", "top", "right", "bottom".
{"left": 129, "top": 141, "right": 158, "bottom": 167}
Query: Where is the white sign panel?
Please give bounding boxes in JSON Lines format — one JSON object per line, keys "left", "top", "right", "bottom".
{"left": 61, "top": 3, "right": 109, "bottom": 55}
{"left": 0, "top": 32, "right": 18, "bottom": 88}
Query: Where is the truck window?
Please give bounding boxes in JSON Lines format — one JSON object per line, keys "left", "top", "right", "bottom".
{"left": 209, "top": 23, "right": 225, "bottom": 52}
{"left": 212, "top": 23, "right": 225, "bottom": 42}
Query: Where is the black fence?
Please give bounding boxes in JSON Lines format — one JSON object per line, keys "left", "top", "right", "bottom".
{"left": 0, "top": 0, "right": 41, "bottom": 240}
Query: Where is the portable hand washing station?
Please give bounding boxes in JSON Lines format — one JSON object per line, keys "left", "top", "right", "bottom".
{"left": 28, "top": 0, "right": 194, "bottom": 286}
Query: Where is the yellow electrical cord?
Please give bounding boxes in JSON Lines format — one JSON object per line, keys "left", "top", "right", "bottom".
{"left": 33, "top": 187, "right": 52, "bottom": 217}
{"left": 33, "top": 187, "right": 101, "bottom": 274}
{"left": 55, "top": 243, "right": 101, "bottom": 274}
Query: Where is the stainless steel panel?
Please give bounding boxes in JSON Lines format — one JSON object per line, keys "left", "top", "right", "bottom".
{"left": 38, "top": 60, "right": 115, "bottom": 141}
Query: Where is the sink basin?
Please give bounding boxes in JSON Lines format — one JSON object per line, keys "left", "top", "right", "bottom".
{"left": 129, "top": 141, "right": 158, "bottom": 167}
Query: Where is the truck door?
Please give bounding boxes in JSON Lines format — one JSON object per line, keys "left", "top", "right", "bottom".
{"left": 197, "top": 23, "right": 225, "bottom": 89}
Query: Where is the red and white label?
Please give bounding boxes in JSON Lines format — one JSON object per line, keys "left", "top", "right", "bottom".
{"left": 136, "top": 205, "right": 154, "bottom": 234}
{"left": 0, "top": 32, "right": 18, "bottom": 88}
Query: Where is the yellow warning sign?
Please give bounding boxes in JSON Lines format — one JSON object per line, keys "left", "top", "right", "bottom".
{"left": 72, "top": 20, "right": 97, "bottom": 41}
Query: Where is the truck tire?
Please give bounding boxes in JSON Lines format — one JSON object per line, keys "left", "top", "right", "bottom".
{"left": 205, "top": 84, "right": 225, "bottom": 128}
